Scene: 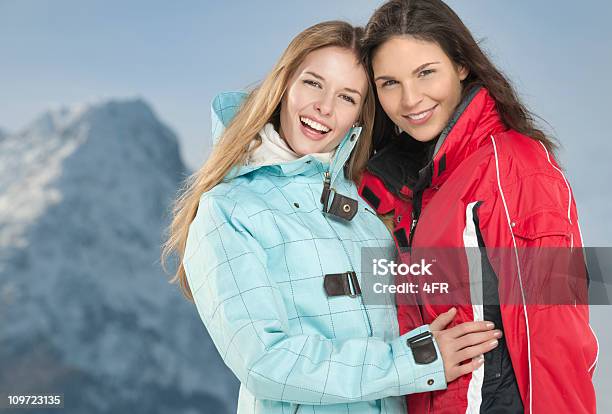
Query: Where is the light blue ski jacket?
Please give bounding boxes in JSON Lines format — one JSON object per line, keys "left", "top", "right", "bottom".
{"left": 183, "top": 92, "right": 446, "bottom": 413}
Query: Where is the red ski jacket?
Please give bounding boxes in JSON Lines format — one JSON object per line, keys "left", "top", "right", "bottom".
{"left": 359, "top": 87, "right": 598, "bottom": 413}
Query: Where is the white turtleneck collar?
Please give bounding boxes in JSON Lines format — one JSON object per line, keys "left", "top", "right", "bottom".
{"left": 247, "top": 123, "right": 335, "bottom": 167}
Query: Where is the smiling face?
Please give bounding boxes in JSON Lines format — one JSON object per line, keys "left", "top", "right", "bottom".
{"left": 372, "top": 36, "right": 469, "bottom": 142}
{"left": 279, "top": 46, "right": 368, "bottom": 156}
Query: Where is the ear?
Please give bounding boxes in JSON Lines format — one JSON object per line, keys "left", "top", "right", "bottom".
{"left": 458, "top": 64, "right": 469, "bottom": 81}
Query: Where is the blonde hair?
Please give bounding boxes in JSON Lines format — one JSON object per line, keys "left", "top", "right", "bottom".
{"left": 162, "top": 21, "right": 376, "bottom": 301}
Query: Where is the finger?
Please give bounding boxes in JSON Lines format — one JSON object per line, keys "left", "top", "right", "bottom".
{"left": 446, "top": 320, "right": 495, "bottom": 339}
{"left": 455, "top": 357, "right": 485, "bottom": 377}
{"left": 454, "top": 330, "right": 502, "bottom": 351}
{"left": 429, "top": 307, "right": 457, "bottom": 332}
{"left": 456, "top": 339, "right": 499, "bottom": 362}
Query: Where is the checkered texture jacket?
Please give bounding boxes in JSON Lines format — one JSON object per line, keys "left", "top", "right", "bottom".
{"left": 183, "top": 92, "right": 446, "bottom": 413}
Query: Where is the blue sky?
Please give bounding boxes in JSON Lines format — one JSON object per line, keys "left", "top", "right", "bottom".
{"left": 2, "top": 0, "right": 610, "bottom": 242}
{"left": 1, "top": 1, "right": 611, "bottom": 409}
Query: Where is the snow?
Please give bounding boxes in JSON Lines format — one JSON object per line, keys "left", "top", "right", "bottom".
{"left": 0, "top": 99, "right": 238, "bottom": 413}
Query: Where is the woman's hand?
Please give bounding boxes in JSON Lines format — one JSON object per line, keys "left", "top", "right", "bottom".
{"left": 429, "top": 307, "right": 502, "bottom": 383}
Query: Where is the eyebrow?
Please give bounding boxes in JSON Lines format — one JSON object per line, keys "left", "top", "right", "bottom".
{"left": 374, "top": 61, "right": 441, "bottom": 82}
{"left": 304, "top": 71, "right": 362, "bottom": 97}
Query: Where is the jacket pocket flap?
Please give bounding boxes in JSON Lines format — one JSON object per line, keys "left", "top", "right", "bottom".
{"left": 512, "top": 209, "right": 571, "bottom": 240}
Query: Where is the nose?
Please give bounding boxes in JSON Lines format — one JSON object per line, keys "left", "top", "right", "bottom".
{"left": 400, "top": 82, "right": 423, "bottom": 110}
{"left": 314, "top": 91, "right": 334, "bottom": 117}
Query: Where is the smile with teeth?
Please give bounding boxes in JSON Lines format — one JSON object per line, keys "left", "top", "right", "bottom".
{"left": 406, "top": 105, "right": 437, "bottom": 120}
{"left": 300, "top": 116, "right": 331, "bottom": 134}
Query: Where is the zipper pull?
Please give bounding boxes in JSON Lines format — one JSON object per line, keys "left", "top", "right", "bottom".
{"left": 408, "top": 211, "right": 418, "bottom": 248}
{"left": 409, "top": 211, "right": 417, "bottom": 233}
{"left": 320, "top": 171, "right": 331, "bottom": 209}
{"left": 410, "top": 218, "right": 417, "bottom": 233}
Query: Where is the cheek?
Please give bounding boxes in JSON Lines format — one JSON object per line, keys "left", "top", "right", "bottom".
{"left": 433, "top": 76, "right": 460, "bottom": 106}
{"left": 283, "top": 84, "right": 302, "bottom": 116}
{"left": 279, "top": 104, "right": 290, "bottom": 135}
{"left": 286, "top": 89, "right": 299, "bottom": 112}
{"left": 279, "top": 101, "right": 298, "bottom": 147}
{"left": 289, "top": 83, "right": 318, "bottom": 111}
{"left": 281, "top": 92, "right": 300, "bottom": 128}
{"left": 338, "top": 104, "right": 358, "bottom": 125}
{"left": 328, "top": 106, "right": 359, "bottom": 144}
{"left": 377, "top": 90, "right": 396, "bottom": 114}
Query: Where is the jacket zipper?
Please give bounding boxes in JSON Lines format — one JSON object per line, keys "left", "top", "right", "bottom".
{"left": 364, "top": 207, "right": 377, "bottom": 216}
{"left": 408, "top": 189, "right": 424, "bottom": 248}
{"left": 409, "top": 216, "right": 418, "bottom": 248}
{"left": 319, "top": 168, "right": 373, "bottom": 336}
{"left": 320, "top": 171, "right": 331, "bottom": 209}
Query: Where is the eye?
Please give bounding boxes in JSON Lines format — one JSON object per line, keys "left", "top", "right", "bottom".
{"left": 303, "top": 79, "right": 322, "bottom": 88}
{"left": 340, "top": 94, "right": 356, "bottom": 104}
{"left": 380, "top": 79, "right": 398, "bottom": 88}
{"left": 418, "top": 69, "right": 435, "bottom": 78}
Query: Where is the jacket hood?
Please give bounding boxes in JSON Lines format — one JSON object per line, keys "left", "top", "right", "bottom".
{"left": 210, "top": 91, "right": 363, "bottom": 182}
{"left": 211, "top": 91, "right": 246, "bottom": 145}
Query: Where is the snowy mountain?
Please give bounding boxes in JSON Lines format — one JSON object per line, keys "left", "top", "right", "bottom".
{"left": 0, "top": 100, "right": 239, "bottom": 413}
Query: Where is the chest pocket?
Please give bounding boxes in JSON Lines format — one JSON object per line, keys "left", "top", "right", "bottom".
{"left": 511, "top": 209, "right": 586, "bottom": 308}
{"left": 512, "top": 209, "right": 572, "bottom": 242}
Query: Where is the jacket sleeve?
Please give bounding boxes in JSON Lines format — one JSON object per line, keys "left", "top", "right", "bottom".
{"left": 483, "top": 172, "right": 598, "bottom": 414}
{"left": 183, "top": 194, "right": 446, "bottom": 405}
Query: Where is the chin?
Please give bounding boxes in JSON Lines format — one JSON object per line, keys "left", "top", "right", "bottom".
{"left": 412, "top": 134, "right": 438, "bottom": 143}
{"left": 291, "top": 144, "right": 313, "bottom": 157}
{"left": 404, "top": 126, "right": 442, "bottom": 143}
{"left": 294, "top": 140, "right": 327, "bottom": 156}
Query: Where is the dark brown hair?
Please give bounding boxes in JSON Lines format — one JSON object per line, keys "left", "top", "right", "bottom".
{"left": 361, "top": 0, "right": 557, "bottom": 153}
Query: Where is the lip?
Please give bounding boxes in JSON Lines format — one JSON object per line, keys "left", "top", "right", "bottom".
{"left": 298, "top": 115, "right": 332, "bottom": 141}
{"left": 300, "top": 115, "right": 332, "bottom": 131}
{"left": 299, "top": 121, "right": 328, "bottom": 141}
{"left": 402, "top": 104, "right": 438, "bottom": 126}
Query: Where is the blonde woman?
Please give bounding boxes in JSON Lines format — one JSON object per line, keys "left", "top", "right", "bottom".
{"left": 163, "top": 21, "right": 500, "bottom": 414}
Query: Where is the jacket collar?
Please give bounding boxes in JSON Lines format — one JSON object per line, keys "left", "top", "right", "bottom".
{"left": 211, "top": 91, "right": 362, "bottom": 182}
{"left": 367, "top": 87, "right": 507, "bottom": 196}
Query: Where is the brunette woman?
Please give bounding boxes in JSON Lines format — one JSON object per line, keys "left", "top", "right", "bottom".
{"left": 359, "top": 1, "right": 598, "bottom": 412}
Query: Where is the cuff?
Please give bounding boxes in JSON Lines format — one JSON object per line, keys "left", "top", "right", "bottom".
{"left": 391, "top": 324, "right": 447, "bottom": 394}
